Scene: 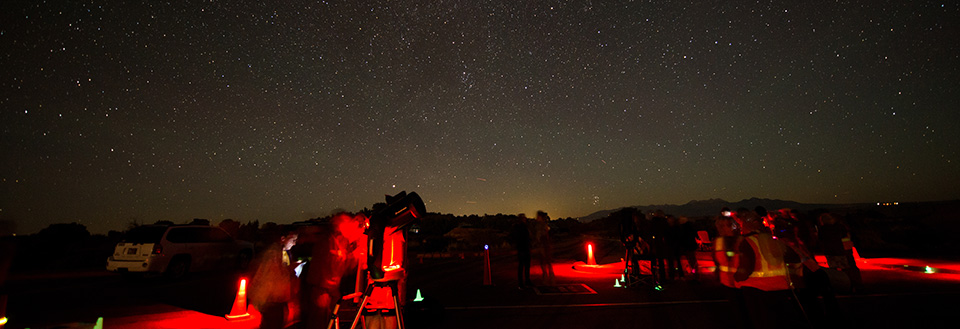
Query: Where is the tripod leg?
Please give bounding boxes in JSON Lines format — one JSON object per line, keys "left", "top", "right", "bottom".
{"left": 327, "top": 303, "right": 341, "bottom": 329}
{"left": 350, "top": 284, "right": 375, "bottom": 329}
{"left": 391, "top": 282, "right": 405, "bottom": 329}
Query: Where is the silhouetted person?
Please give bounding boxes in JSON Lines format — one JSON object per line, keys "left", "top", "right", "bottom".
{"left": 635, "top": 212, "right": 658, "bottom": 286}
{"left": 755, "top": 206, "right": 775, "bottom": 234}
{"left": 250, "top": 226, "right": 299, "bottom": 329}
{"left": 818, "top": 213, "right": 863, "bottom": 293}
{"left": 618, "top": 209, "right": 641, "bottom": 279}
{"left": 677, "top": 216, "right": 700, "bottom": 281}
{"left": 649, "top": 210, "right": 670, "bottom": 283}
{"left": 772, "top": 210, "right": 842, "bottom": 329}
{"left": 793, "top": 209, "right": 819, "bottom": 253}
{"left": 713, "top": 212, "right": 750, "bottom": 329}
{"left": 666, "top": 215, "right": 684, "bottom": 280}
{"left": 533, "top": 211, "right": 555, "bottom": 285}
{"left": 299, "top": 214, "right": 366, "bottom": 329}
{"left": 734, "top": 209, "right": 805, "bottom": 329}
{"left": 510, "top": 214, "right": 533, "bottom": 289}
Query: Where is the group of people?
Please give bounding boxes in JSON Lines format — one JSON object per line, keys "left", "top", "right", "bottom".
{"left": 511, "top": 211, "right": 556, "bottom": 289}
{"left": 714, "top": 207, "right": 862, "bottom": 329}
{"left": 618, "top": 209, "right": 702, "bottom": 285}
{"left": 249, "top": 213, "right": 403, "bottom": 329}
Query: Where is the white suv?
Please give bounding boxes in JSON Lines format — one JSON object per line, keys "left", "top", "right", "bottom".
{"left": 106, "top": 225, "right": 254, "bottom": 278}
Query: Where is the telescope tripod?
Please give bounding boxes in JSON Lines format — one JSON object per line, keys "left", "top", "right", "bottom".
{"left": 328, "top": 279, "right": 405, "bottom": 329}
{"left": 622, "top": 246, "right": 658, "bottom": 289}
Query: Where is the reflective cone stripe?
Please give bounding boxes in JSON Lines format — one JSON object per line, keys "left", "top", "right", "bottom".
{"left": 225, "top": 278, "right": 251, "bottom": 320}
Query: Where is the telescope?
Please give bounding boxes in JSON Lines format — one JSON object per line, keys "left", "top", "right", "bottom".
{"left": 366, "top": 191, "right": 426, "bottom": 280}
{"left": 322, "top": 191, "right": 425, "bottom": 329}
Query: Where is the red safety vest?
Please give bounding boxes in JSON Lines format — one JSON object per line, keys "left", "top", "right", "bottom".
{"left": 713, "top": 236, "right": 740, "bottom": 288}
{"left": 736, "top": 233, "right": 790, "bottom": 291}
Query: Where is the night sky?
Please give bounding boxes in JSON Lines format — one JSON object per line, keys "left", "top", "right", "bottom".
{"left": 2, "top": 1, "right": 958, "bottom": 235}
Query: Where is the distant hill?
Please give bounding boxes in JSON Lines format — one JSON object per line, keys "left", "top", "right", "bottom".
{"left": 577, "top": 198, "right": 866, "bottom": 222}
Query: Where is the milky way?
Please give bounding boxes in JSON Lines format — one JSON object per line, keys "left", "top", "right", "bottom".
{"left": 2, "top": 1, "right": 958, "bottom": 234}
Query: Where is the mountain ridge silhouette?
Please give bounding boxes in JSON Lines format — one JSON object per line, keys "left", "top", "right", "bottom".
{"left": 577, "top": 198, "right": 868, "bottom": 222}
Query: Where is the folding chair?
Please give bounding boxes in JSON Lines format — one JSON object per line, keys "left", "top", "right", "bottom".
{"left": 697, "top": 230, "right": 712, "bottom": 251}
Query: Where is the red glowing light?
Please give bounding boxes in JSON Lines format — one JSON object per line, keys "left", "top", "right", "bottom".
{"left": 587, "top": 243, "right": 596, "bottom": 265}
{"left": 225, "top": 278, "right": 251, "bottom": 320}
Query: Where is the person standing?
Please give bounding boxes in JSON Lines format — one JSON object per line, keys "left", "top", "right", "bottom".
{"left": 510, "top": 214, "right": 533, "bottom": 289}
{"left": 649, "top": 210, "right": 670, "bottom": 283}
{"left": 665, "top": 215, "right": 684, "bottom": 280}
{"left": 714, "top": 215, "right": 740, "bottom": 288}
{"left": 713, "top": 213, "right": 750, "bottom": 328}
{"left": 818, "top": 213, "right": 863, "bottom": 293}
{"left": 300, "top": 214, "right": 366, "bottom": 329}
{"left": 734, "top": 210, "right": 805, "bottom": 329}
{"left": 533, "top": 211, "right": 556, "bottom": 286}
{"left": 250, "top": 227, "right": 300, "bottom": 329}
{"left": 618, "top": 208, "right": 641, "bottom": 280}
{"left": 773, "top": 211, "right": 842, "bottom": 329}
{"left": 678, "top": 216, "right": 700, "bottom": 281}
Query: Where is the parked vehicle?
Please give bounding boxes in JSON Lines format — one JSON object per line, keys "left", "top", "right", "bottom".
{"left": 106, "top": 225, "right": 253, "bottom": 278}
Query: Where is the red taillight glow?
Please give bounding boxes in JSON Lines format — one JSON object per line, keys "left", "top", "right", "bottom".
{"left": 152, "top": 244, "right": 163, "bottom": 255}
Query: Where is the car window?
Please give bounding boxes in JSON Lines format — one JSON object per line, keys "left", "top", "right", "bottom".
{"left": 165, "top": 227, "right": 233, "bottom": 243}
{"left": 205, "top": 228, "right": 233, "bottom": 242}
{"left": 123, "top": 226, "right": 167, "bottom": 243}
{"left": 165, "top": 227, "right": 194, "bottom": 243}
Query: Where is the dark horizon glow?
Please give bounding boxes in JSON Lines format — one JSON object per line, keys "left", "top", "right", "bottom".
{"left": 2, "top": 1, "right": 959, "bottom": 235}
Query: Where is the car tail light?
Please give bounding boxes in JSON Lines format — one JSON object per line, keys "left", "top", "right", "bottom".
{"left": 152, "top": 244, "right": 163, "bottom": 255}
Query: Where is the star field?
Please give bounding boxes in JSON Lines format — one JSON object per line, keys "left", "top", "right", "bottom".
{"left": 2, "top": 1, "right": 959, "bottom": 234}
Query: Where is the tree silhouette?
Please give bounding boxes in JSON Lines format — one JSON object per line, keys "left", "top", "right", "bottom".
{"left": 36, "top": 223, "right": 90, "bottom": 242}
{"left": 218, "top": 219, "right": 241, "bottom": 237}
{"left": 188, "top": 218, "right": 210, "bottom": 226}
{"left": 31, "top": 223, "right": 92, "bottom": 269}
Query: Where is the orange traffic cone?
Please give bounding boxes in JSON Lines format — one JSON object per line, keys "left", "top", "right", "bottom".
{"left": 225, "top": 278, "right": 251, "bottom": 320}
{"left": 587, "top": 243, "right": 597, "bottom": 266}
